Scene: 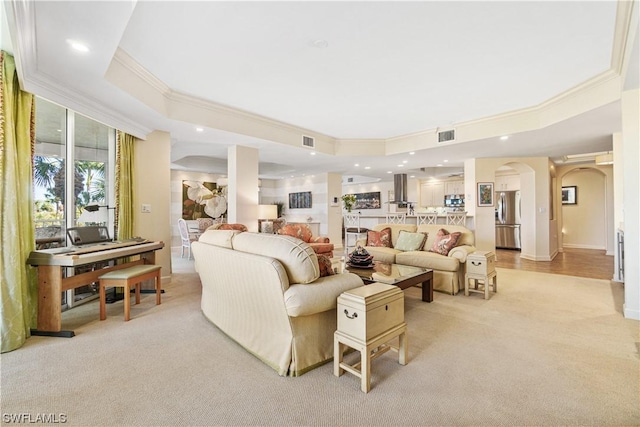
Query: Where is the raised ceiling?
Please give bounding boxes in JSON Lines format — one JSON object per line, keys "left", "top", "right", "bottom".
{"left": 4, "top": 1, "right": 637, "bottom": 180}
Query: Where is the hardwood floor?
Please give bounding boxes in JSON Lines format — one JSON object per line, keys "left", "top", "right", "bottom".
{"left": 495, "top": 248, "right": 614, "bottom": 280}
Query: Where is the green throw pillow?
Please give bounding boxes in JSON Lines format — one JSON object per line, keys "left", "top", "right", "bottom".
{"left": 395, "top": 230, "right": 428, "bottom": 251}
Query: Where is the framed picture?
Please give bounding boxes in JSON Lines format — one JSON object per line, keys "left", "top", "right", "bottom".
{"left": 354, "top": 192, "right": 381, "bottom": 209}
{"left": 477, "top": 182, "right": 494, "bottom": 207}
{"left": 562, "top": 186, "right": 577, "bottom": 205}
{"left": 288, "top": 191, "right": 312, "bottom": 209}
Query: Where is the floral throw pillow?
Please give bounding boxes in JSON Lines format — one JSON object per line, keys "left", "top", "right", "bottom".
{"left": 429, "top": 228, "right": 462, "bottom": 256}
{"left": 395, "top": 230, "right": 428, "bottom": 251}
{"left": 218, "top": 223, "right": 247, "bottom": 232}
{"left": 317, "top": 254, "right": 335, "bottom": 277}
{"left": 367, "top": 227, "right": 392, "bottom": 248}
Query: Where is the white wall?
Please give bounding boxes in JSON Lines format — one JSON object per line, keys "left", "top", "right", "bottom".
{"left": 134, "top": 131, "right": 172, "bottom": 280}
{"left": 621, "top": 87, "right": 639, "bottom": 320}
{"left": 466, "top": 157, "right": 551, "bottom": 260}
{"left": 557, "top": 165, "right": 614, "bottom": 253}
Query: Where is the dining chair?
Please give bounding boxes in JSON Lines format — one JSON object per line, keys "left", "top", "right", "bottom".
{"left": 178, "top": 218, "right": 199, "bottom": 259}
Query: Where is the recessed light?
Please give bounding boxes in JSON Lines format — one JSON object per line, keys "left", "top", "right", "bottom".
{"left": 500, "top": 135, "right": 509, "bottom": 141}
{"left": 310, "top": 152, "right": 316, "bottom": 155}
{"left": 436, "top": 164, "right": 443, "bottom": 167}
{"left": 364, "top": 166, "right": 371, "bottom": 170}
{"left": 387, "top": 171, "right": 392, "bottom": 174}
{"left": 443, "top": 160, "right": 449, "bottom": 163}
{"left": 410, "top": 175, "right": 415, "bottom": 178}
{"left": 354, "top": 163, "right": 359, "bottom": 167}
{"left": 397, "top": 164, "right": 404, "bottom": 167}
{"left": 409, "top": 152, "right": 415, "bottom": 155}
{"left": 403, "top": 160, "right": 408, "bottom": 164}
{"left": 310, "top": 39, "right": 328, "bottom": 48}
{"left": 66, "top": 39, "right": 90, "bottom": 53}
{"left": 196, "top": 127, "right": 204, "bottom": 132}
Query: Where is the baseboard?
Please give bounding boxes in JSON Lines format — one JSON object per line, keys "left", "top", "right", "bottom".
{"left": 562, "top": 243, "right": 606, "bottom": 250}
{"left": 520, "top": 253, "right": 554, "bottom": 261}
{"left": 623, "top": 304, "right": 640, "bottom": 321}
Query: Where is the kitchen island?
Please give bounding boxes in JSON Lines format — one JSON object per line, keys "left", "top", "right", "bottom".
{"left": 355, "top": 214, "right": 474, "bottom": 230}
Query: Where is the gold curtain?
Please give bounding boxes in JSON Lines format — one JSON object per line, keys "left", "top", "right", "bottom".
{"left": 0, "top": 51, "right": 37, "bottom": 353}
{"left": 116, "top": 131, "right": 135, "bottom": 240}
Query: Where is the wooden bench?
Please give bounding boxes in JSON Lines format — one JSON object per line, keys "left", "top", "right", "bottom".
{"left": 98, "top": 264, "right": 162, "bottom": 321}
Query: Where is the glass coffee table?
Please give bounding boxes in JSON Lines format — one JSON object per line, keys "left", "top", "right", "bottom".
{"left": 345, "top": 261, "right": 433, "bottom": 302}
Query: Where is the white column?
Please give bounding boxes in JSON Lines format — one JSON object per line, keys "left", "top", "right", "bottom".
{"left": 228, "top": 146, "right": 259, "bottom": 232}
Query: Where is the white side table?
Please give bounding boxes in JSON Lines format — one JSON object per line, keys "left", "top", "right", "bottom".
{"left": 465, "top": 251, "right": 497, "bottom": 299}
{"left": 334, "top": 283, "right": 407, "bottom": 393}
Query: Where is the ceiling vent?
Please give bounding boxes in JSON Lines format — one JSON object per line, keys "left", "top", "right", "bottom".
{"left": 347, "top": 177, "right": 354, "bottom": 183}
{"left": 302, "top": 135, "right": 315, "bottom": 148}
{"left": 438, "top": 129, "right": 455, "bottom": 143}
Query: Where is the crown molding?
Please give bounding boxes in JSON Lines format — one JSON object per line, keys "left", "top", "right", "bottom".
{"left": 611, "top": 0, "right": 637, "bottom": 75}
{"left": 7, "top": 4, "right": 152, "bottom": 139}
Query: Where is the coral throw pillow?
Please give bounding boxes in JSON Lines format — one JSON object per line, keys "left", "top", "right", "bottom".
{"left": 367, "top": 227, "right": 392, "bottom": 248}
{"left": 429, "top": 229, "right": 462, "bottom": 256}
{"left": 317, "top": 254, "right": 335, "bottom": 277}
{"left": 279, "top": 224, "right": 312, "bottom": 243}
{"left": 218, "top": 223, "right": 247, "bottom": 232}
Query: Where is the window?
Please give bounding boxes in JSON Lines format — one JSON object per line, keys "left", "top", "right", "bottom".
{"left": 33, "top": 97, "right": 116, "bottom": 307}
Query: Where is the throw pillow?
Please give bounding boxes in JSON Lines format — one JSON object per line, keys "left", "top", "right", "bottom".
{"left": 317, "top": 254, "right": 335, "bottom": 277}
{"left": 367, "top": 227, "right": 392, "bottom": 247}
{"left": 429, "top": 228, "right": 462, "bottom": 256}
{"left": 395, "top": 230, "right": 428, "bottom": 251}
{"left": 218, "top": 223, "right": 247, "bottom": 232}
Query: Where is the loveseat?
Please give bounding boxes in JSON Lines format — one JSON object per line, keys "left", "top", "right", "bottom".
{"left": 191, "top": 230, "right": 363, "bottom": 376}
{"left": 356, "top": 223, "right": 476, "bottom": 295}
{"left": 277, "top": 223, "right": 334, "bottom": 257}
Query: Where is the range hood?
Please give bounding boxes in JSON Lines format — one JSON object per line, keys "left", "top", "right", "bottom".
{"left": 390, "top": 174, "right": 408, "bottom": 205}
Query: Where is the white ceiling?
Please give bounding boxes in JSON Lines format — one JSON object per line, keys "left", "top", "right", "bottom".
{"left": 3, "top": 1, "right": 637, "bottom": 181}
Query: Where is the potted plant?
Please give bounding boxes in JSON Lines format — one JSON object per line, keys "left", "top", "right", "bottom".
{"left": 341, "top": 194, "right": 357, "bottom": 212}
{"left": 274, "top": 201, "right": 285, "bottom": 218}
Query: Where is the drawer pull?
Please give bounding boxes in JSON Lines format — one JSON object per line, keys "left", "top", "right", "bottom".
{"left": 471, "top": 261, "right": 483, "bottom": 266}
{"left": 343, "top": 309, "right": 358, "bottom": 319}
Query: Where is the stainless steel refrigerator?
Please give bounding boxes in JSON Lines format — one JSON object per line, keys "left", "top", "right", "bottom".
{"left": 495, "top": 190, "right": 521, "bottom": 250}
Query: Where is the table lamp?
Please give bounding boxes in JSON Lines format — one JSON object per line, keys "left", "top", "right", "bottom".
{"left": 258, "top": 204, "right": 278, "bottom": 233}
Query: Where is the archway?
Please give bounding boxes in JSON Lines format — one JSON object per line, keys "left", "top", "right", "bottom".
{"left": 558, "top": 167, "right": 610, "bottom": 253}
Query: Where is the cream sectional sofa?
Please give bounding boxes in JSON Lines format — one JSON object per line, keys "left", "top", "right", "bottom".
{"left": 191, "top": 230, "right": 364, "bottom": 377}
{"left": 356, "top": 223, "right": 476, "bottom": 295}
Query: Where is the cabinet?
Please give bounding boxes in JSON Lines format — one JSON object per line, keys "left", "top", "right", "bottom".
{"left": 495, "top": 174, "right": 520, "bottom": 191}
{"left": 444, "top": 180, "right": 464, "bottom": 195}
{"left": 420, "top": 182, "right": 444, "bottom": 207}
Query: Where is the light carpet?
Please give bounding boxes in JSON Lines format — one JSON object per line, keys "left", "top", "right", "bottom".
{"left": 1, "top": 258, "right": 638, "bottom": 426}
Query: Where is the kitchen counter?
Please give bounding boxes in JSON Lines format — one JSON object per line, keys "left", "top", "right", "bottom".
{"left": 355, "top": 214, "right": 474, "bottom": 229}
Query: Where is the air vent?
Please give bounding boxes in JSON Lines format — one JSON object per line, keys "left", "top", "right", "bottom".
{"left": 302, "top": 135, "right": 315, "bottom": 148}
{"left": 438, "top": 129, "right": 455, "bottom": 143}
{"left": 347, "top": 177, "right": 354, "bottom": 183}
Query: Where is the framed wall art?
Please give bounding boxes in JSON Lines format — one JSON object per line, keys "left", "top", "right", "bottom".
{"left": 477, "top": 182, "right": 494, "bottom": 207}
{"left": 289, "top": 191, "right": 312, "bottom": 209}
{"left": 354, "top": 192, "right": 381, "bottom": 209}
{"left": 562, "top": 186, "right": 577, "bottom": 205}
